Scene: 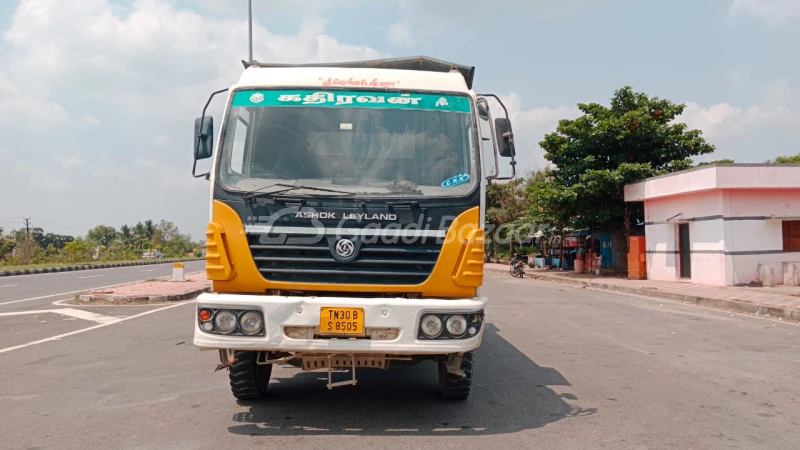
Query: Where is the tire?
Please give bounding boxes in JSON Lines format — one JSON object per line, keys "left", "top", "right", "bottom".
{"left": 229, "top": 351, "right": 273, "bottom": 400}
{"left": 438, "top": 351, "right": 473, "bottom": 400}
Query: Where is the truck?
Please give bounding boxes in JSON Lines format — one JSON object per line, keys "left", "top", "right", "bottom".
{"left": 191, "top": 55, "right": 517, "bottom": 400}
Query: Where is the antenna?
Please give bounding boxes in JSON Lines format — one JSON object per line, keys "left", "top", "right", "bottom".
{"left": 247, "top": 0, "right": 253, "bottom": 63}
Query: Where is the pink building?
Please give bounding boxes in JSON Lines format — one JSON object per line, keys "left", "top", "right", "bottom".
{"left": 624, "top": 164, "right": 800, "bottom": 286}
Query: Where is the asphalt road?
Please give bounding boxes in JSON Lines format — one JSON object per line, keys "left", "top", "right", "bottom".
{"left": 1, "top": 272, "right": 799, "bottom": 449}
{"left": 0, "top": 260, "right": 207, "bottom": 313}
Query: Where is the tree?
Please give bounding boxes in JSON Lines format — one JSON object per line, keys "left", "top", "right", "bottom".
{"left": 538, "top": 86, "right": 715, "bottom": 236}
{"left": 119, "top": 224, "right": 133, "bottom": 247}
{"left": 87, "top": 225, "right": 118, "bottom": 247}
{"left": 696, "top": 158, "right": 735, "bottom": 166}
{"left": 153, "top": 220, "right": 180, "bottom": 248}
{"left": 62, "top": 238, "right": 93, "bottom": 263}
{"left": 0, "top": 227, "right": 12, "bottom": 260}
{"left": 133, "top": 222, "right": 147, "bottom": 249}
{"left": 13, "top": 227, "right": 45, "bottom": 246}
{"left": 14, "top": 238, "right": 41, "bottom": 265}
{"left": 766, "top": 153, "right": 800, "bottom": 164}
{"left": 485, "top": 178, "right": 526, "bottom": 260}
{"left": 533, "top": 86, "right": 716, "bottom": 270}
{"left": 144, "top": 220, "right": 156, "bottom": 241}
{"left": 41, "top": 233, "right": 74, "bottom": 250}
{"left": 162, "top": 233, "right": 194, "bottom": 257}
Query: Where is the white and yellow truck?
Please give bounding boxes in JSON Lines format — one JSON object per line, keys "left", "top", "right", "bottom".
{"left": 191, "top": 56, "right": 517, "bottom": 400}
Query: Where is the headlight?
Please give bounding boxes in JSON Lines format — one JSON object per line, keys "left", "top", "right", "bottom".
{"left": 445, "top": 315, "right": 468, "bottom": 337}
{"left": 420, "top": 314, "right": 443, "bottom": 337}
{"left": 239, "top": 311, "right": 263, "bottom": 335}
{"left": 418, "top": 311, "right": 484, "bottom": 340}
{"left": 214, "top": 310, "right": 237, "bottom": 333}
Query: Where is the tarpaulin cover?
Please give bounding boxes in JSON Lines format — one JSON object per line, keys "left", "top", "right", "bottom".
{"left": 243, "top": 56, "right": 476, "bottom": 90}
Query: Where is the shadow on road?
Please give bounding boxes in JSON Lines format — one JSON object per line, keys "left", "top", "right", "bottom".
{"left": 228, "top": 323, "right": 596, "bottom": 436}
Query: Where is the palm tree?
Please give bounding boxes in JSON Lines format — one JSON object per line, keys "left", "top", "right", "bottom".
{"left": 143, "top": 220, "right": 155, "bottom": 250}
{"left": 119, "top": 225, "right": 132, "bottom": 248}
{"left": 144, "top": 220, "right": 155, "bottom": 241}
{"left": 133, "top": 222, "right": 147, "bottom": 249}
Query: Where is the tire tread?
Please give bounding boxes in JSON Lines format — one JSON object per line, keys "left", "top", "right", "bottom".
{"left": 440, "top": 351, "right": 473, "bottom": 400}
{"left": 228, "top": 351, "right": 272, "bottom": 400}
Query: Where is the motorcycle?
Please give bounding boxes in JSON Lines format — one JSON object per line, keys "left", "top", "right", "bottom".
{"left": 509, "top": 260, "right": 525, "bottom": 278}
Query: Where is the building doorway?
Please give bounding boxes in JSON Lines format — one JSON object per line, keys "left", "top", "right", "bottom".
{"left": 678, "top": 223, "right": 691, "bottom": 279}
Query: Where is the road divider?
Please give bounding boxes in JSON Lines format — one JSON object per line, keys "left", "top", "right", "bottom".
{"left": 73, "top": 272, "right": 210, "bottom": 304}
{"left": 0, "top": 258, "right": 205, "bottom": 278}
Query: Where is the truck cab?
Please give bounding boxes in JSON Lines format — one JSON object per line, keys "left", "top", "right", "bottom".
{"left": 191, "top": 56, "right": 517, "bottom": 400}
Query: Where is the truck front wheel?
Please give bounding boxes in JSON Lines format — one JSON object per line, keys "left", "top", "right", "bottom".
{"left": 229, "top": 351, "right": 272, "bottom": 400}
{"left": 438, "top": 351, "right": 473, "bottom": 400}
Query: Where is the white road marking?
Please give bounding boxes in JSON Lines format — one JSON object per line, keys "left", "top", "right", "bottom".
{"left": 0, "top": 308, "right": 120, "bottom": 324}
{"left": 78, "top": 275, "right": 104, "bottom": 279}
{"left": 0, "top": 271, "right": 204, "bottom": 307}
{"left": 0, "top": 301, "right": 193, "bottom": 354}
{"left": 142, "top": 269, "right": 156, "bottom": 272}
{"left": 0, "top": 284, "right": 18, "bottom": 288}
{"left": 54, "top": 308, "right": 120, "bottom": 324}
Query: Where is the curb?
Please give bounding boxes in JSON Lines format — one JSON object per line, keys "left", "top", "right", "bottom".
{"left": 0, "top": 258, "right": 204, "bottom": 278}
{"left": 76, "top": 286, "right": 211, "bottom": 304}
{"left": 486, "top": 267, "right": 800, "bottom": 322}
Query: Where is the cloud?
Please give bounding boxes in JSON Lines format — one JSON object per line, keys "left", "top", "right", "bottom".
{"left": 0, "top": 0, "right": 382, "bottom": 239}
{"left": 762, "top": 79, "right": 794, "bottom": 106}
{"left": 185, "top": 0, "right": 349, "bottom": 17}
{"left": 680, "top": 101, "right": 798, "bottom": 139}
{"left": 679, "top": 79, "right": 799, "bottom": 143}
{"left": 496, "top": 86, "right": 800, "bottom": 171}
{"left": 2, "top": 0, "right": 381, "bottom": 126}
{"left": 398, "top": 0, "right": 604, "bottom": 18}
{"left": 729, "top": 0, "right": 800, "bottom": 24}
{"left": 134, "top": 158, "right": 158, "bottom": 168}
{"left": 387, "top": 21, "right": 414, "bottom": 47}
{"left": 58, "top": 156, "right": 83, "bottom": 169}
{"left": 0, "top": 69, "right": 70, "bottom": 131}
{"left": 0, "top": 145, "right": 7, "bottom": 157}
{"left": 78, "top": 114, "right": 101, "bottom": 126}
{"left": 385, "top": 0, "right": 606, "bottom": 45}
{"left": 12, "top": 164, "right": 72, "bottom": 191}
{"left": 151, "top": 135, "right": 170, "bottom": 145}
{"left": 487, "top": 92, "right": 581, "bottom": 172}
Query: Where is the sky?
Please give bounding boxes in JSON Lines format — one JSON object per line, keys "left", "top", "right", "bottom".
{"left": 0, "top": 0, "right": 798, "bottom": 240}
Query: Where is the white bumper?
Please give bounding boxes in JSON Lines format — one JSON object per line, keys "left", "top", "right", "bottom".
{"left": 192, "top": 292, "right": 487, "bottom": 355}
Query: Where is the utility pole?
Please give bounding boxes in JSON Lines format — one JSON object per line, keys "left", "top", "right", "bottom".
{"left": 248, "top": 0, "right": 253, "bottom": 63}
{"left": 23, "top": 217, "right": 31, "bottom": 239}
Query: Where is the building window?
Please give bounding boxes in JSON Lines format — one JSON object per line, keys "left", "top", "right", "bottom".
{"left": 783, "top": 220, "right": 800, "bottom": 253}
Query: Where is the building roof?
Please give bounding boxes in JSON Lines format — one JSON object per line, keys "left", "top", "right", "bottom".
{"left": 624, "top": 164, "right": 800, "bottom": 202}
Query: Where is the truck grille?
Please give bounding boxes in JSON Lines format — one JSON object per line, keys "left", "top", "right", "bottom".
{"left": 247, "top": 231, "right": 443, "bottom": 285}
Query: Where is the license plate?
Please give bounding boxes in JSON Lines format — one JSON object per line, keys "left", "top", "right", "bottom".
{"left": 319, "top": 307, "right": 365, "bottom": 335}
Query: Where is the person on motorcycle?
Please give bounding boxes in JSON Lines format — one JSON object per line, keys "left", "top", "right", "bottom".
{"left": 509, "top": 253, "right": 525, "bottom": 276}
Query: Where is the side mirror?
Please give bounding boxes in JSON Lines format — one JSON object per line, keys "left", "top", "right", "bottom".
{"left": 477, "top": 103, "right": 490, "bottom": 121}
{"left": 494, "top": 118, "right": 515, "bottom": 158}
{"left": 194, "top": 116, "right": 214, "bottom": 160}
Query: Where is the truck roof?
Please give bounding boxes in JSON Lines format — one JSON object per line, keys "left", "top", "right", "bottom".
{"left": 241, "top": 56, "right": 476, "bottom": 90}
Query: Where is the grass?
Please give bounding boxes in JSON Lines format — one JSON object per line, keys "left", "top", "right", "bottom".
{"left": 0, "top": 258, "right": 191, "bottom": 272}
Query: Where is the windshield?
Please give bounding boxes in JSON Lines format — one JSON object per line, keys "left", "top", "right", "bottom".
{"left": 217, "top": 89, "right": 477, "bottom": 197}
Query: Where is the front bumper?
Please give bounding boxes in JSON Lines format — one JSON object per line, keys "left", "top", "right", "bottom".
{"left": 192, "top": 292, "right": 487, "bottom": 354}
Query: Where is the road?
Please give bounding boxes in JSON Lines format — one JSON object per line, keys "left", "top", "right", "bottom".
{"left": 1, "top": 272, "right": 798, "bottom": 449}
{"left": 0, "top": 260, "right": 207, "bottom": 312}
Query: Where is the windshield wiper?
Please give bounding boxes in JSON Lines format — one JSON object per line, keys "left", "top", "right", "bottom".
{"left": 242, "top": 183, "right": 356, "bottom": 201}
